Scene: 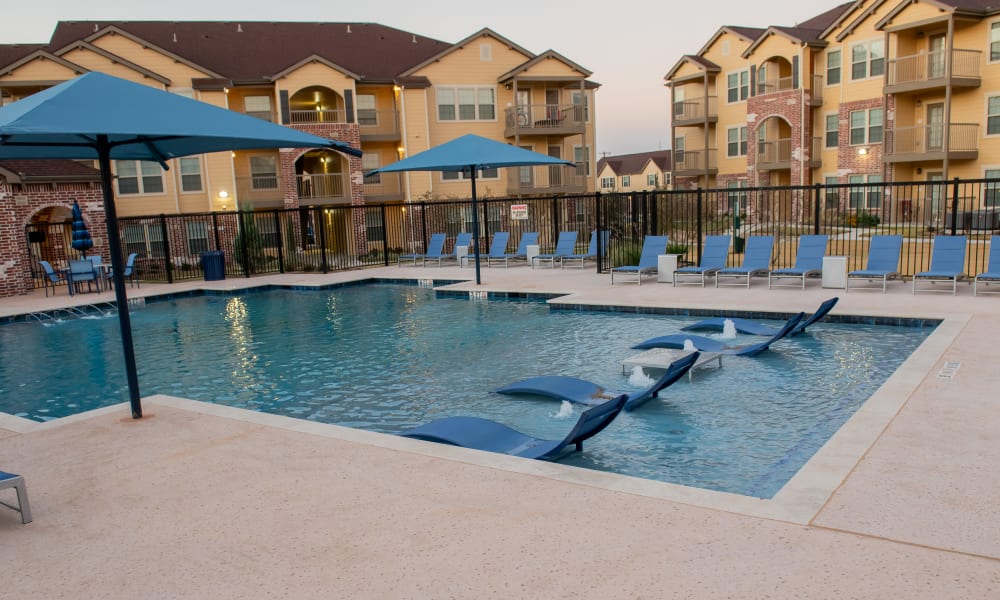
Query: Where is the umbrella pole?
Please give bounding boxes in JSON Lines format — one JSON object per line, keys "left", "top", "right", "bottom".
{"left": 97, "top": 136, "right": 143, "bottom": 418}
{"left": 470, "top": 167, "right": 482, "bottom": 285}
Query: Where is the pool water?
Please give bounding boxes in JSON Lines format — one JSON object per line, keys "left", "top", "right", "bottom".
{"left": 0, "top": 284, "right": 933, "bottom": 498}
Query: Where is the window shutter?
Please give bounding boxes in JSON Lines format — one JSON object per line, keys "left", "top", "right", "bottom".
{"left": 749, "top": 65, "right": 756, "bottom": 97}
{"left": 279, "top": 90, "right": 290, "bottom": 124}
{"left": 792, "top": 56, "right": 799, "bottom": 89}
{"left": 344, "top": 90, "right": 354, "bottom": 123}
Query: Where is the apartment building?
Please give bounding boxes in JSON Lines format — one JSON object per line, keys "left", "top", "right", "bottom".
{"left": 664, "top": 0, "right": 1000, "bottom": 222}
{"left": 596, "top": 150, "right": 672, "bottom": 192}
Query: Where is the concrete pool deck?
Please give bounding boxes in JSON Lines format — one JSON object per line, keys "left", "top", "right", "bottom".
{"left": 1, "top": 266, "right": 999, "bottom": 598}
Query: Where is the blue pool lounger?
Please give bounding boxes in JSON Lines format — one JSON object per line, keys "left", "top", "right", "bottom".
{"left": 0, "top": 470, "right": 32, "bottom": 524}
{"left": 496, "top": 352, "right": 698, "bottom": 412}
{"left": 633, "top": 313, "right": 805, "bottom": 356}
{"left": 912, "top": 235, "right": 968, "bottom": 295}
{"left": 398, "top": 233, "right": 447, "bottom": 267}
{"left": 673, "top": 235, "right": 731, "bottom": 287}
{"left": 846, "top": 235, "right": 904, "bottom": 293}
{"left": 399, "top": 395, "right": 627, "bottom": 460}
{"left": 974, "top": 235, "right": 1000, "bottom": 296}
{"left": 682, "top": 297, "right": 839, "bottom": 337}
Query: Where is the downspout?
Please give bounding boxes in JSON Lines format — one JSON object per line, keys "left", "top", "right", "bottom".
{"left": 942, "top": 16, "right": 955, "bottom": 181}
{"left": 398, "top": 85, "right": 411, "bottom": 202}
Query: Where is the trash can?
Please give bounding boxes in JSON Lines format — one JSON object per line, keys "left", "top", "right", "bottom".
{"left": 200, "top": 251, "right": 226, "bottom": 281}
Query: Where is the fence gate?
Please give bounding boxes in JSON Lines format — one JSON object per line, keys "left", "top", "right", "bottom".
{"left": 24, "top": 221, "right": 73, "bottom": 289}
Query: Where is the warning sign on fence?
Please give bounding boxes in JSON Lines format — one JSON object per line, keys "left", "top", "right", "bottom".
{"left": 510, "top": 204, "right": 528, "bottom": 220}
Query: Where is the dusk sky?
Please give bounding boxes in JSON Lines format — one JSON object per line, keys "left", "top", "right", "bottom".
{"left": 4, "top": 0, "right": 844, "bottom": 157}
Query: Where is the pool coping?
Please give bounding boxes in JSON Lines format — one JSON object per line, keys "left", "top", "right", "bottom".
{"left": 0, "top": 275, "right": 966, "bottom": 525}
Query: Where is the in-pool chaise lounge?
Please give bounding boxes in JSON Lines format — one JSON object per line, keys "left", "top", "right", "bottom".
{"left": 399, "top": 395, "right": 627, "bottom": 460}
{"left": 495, "top": 352, "right": 698, "bottom": 412}
{"left": 682, "top": 297, "right": 839, "bottom": 336}
{"left": 633, "top": 313, "right": 805, "bottom": 357}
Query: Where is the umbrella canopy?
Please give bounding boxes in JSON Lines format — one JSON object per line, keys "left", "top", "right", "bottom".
{"left": 0, "top": 72, "right": 361, "bottom": 419}
{"left": 70, "top": 201, "right": 94, "bottom": 257}
{"left": 372, "top": 134, "right": 574, "bottom": 284}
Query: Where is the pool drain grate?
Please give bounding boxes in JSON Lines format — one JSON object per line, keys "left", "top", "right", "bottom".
{"left": 937, "top": 361, "right": 962, "bottom": 379}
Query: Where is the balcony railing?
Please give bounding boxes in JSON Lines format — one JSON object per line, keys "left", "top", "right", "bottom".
{"left": 358, "top": 109, "right": 401, "bottom": 140}
{"left": 756, "top": 76, "right": 795, "bottom": 96}
{"left": 672, "top": 150, "right": 718, "bottom": 174}
{"left": 886, "top": 49, "right": 981, "bottom": 91}
{"left": 506, "top": 164, "right": 587, "bottom": 195}
{"left": 363, "top": 172, "right": 404, "bottom": 200}
{"left": 288, "top": 109, "right": 347, "bottom": 124}
{"left": 503, "top": 104, "right": 586, "bottom": 136}
{"left": 885, "top": 123, "right": 979, "bottom": 161}
{"left": 756, "top": 138, "right": 822, "bottom": 169}
{"left": 673, "top": 96, "right": 718, "bottom": 124}
{"left": 298, "top": 173, "right": 347, "bottom": 201}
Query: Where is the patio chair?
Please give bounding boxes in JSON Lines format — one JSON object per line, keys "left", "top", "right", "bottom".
{"left": 912, "top": 235, "right": 968, "bottom": 295}
{"left": 673, "top": 235, "right": 731, "bottom": 287}
{"left": 474, "top": 231, "right": 510, "bottom": 267}
{"left": 38, "top": 260, "right": 64, "bottom": 297}
{"left": 117, "top": 252, "right": 141, "bottom": 288}
{"left": 682, "top": 297, "right": 839, "bottom": 337}
{"left": 715, "top": 235, "right": 774, "bottom": 288}
{"left": 562, "top": 230, "right": 609, "bottom": 269}
{"left": 425, "top": 232, "right": 472, "bottom": 267}
{"left": 610, "top": 235, "right": 668, "bottom": 285}
{"left": 974, "top": 235, "right": 1000, "bottom": 296}
{"left": 768, "top": 235, "right": 829, "bottom": 290}
{"left": 0, "top": 470, "right": 32, "bottom": 524}
{"left": 68, "top": 259, "right": 99, "bottom": 294}
{"left": 490, "top": 231, "right": 538, "bottom": 268}
{"left": 846, "top": 235, "right": 903, "bottom": 293}
{"left": 496, "top": 352, "right": 698, "bottom": 412}
{"left": 398, "top": 233, "right": 446, "bottom": 267}
{"left": 532, "top": 231, "right": 578, "bottom": 268}
{"left": 633, "top": 313, "right": 805, "bottom": 357}
{"left": 399, "top": 394, "right": 627, "bottom": 461}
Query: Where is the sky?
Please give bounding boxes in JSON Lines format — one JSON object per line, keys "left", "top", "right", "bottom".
{"left": 2, "top": 0, "right": 847, "bottom": 157}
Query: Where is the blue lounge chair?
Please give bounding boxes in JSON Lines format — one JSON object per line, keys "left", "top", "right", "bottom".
{"left": 399, "top": 394, "right": 627, "bottom": 460}
{"left": 426, "top": 232, "right": 472, "bottom": 267}
{"left": 491, "top": 232, "right": 538, "bottom": 267}
{"left": 682, "top": 297, "right": 839, "bottom": 337}
{"left": 474, "top": 232, "right": 511, "bottom": 267}
{"left": 847, "top": 235, "right": 903, "bottom": 293}
{"left": 912, "top": 235, "right": 967, "bottom": 295}
{"left": 532, "top": 231, "right": 578, "bottom": 268}
{"left": 38, "top": 260, "right": 64, "bottom": 297}
{"left": 673, "top": 235, "right": 731, "bottom": 287}
{"left": 715, "top": 235, "right": 774, "bottom": 288}
{"left": 0, "top": 470, "right": 32, "bottom": 524}
{"left": 633, "top": 313, "right": 805, "bottom": 356}
{"left": 974, "top": 235, "right": 1000, "bottom": 296}
{"left": 496, "top": 352, "right": 698, "bottom": 412}
{"left": 398, "top": 233, "right": 447, "bottom": 267}
{"left": 562, "top": 230, "right": 609, "bottom": 269}
{"left": 611, "top": 235, "right": 668, "bottom": 285}
{"left": 768, "top": 234, "right": 829, "bottom": 290}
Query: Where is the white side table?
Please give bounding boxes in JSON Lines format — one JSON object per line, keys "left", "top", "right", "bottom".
{"left": 822, "top": 256, "right": 848, "bottom": 289}
{"left": 657, "top": 254, "right": 680, "bottom": 283}
{"left": 526, "top": 244, "right": 540, "bottom": 265}
{"left": 456, "top": 246, "right": 469, "bottom": 267}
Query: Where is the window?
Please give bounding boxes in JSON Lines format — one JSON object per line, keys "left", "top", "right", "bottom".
{"left": 727, "top": 181, "right": 748, "bottom": 213}
{"left": 357, "top": 94, "right": 377, "bottom": 126}
{"left": 122, "top": 222, "right": 164, "bottom": 258}
{"left": 179, "top": 157, "right": 202, "bottom": 192}
{"left": 985, "top": 169, "right": 1000, "bottom": 208}
{"left": 647, "top": 173, "right": 658, "bottom": 187}
{"left": 727, "top": 70, "right": 750, "bottom": 102}
{"left": 851, "top": 39, "right": 884, "bottom": 80}
{"left": 988, "top": 97, "right": 1000, "bottom": 135}
{"left": 663, "top": 172, "right": 672, "bottom": 186}
{"left": 574, "top": 145, "right": 591, "bottom": 176}
{"left": 116, "top": 161, "right": 164, "bottom": 195}
{"left": 442, "top": 166, "right": 498, "bottom": 181}
{"left": 249, "top": 156, "right": 278, "bottom": 190}
{"left": 364, "top": 210, "right": 385, "bottom": 242}
{"left": 824, "top": 176, "right": 841, "bottom": 208}
{"left": 622, "top": 175, "right": 631, "bottom": 187}
{"left": 674, "top": 137, "right": 685, "bottom": 164}
{"left": 601, "top": 177, "right": 615, "bottom": 189}
{"left": 186, "top": 221, "right": 209, "bottom": 255}
{"left": 826, "top": 50, "right": 841, "bottom": 85}
{"left": 244, "top": 95, "right": 272, "bottom": 121}
{"left": 572, "top": 91, "right": 589, "bottom": 122}
{"left": 849, "top": 109, "right": 883, "bottom": 145}
{"left": 727, "top": 126, "right": 748, "bottom": 157}
{"left": 991, "top": 23, "right": 1000, "bottom": 62}
{"left": 437, "top": 86, "right": 495, "bottom": 121}
{"left": 362, "top": 153, "right": 381, "bottom": 184}
{"left": 256, "top": 214, "right": 279, "bottom": 248}
{"left": 825, "top": 114, "right": 839, "bottom": 148}
{"left": 848, "top": 174, "right": 883, "bottom": 209}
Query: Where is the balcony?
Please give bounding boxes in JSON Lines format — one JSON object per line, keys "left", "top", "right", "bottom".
{"left": 236, "top": 175, "right": 284, "bottom": 209}
{"left": 504, "top": 104, "right": 586, "bottom": 138}
{"left": 672, "top": 96, "right": 717, "bottom": 126}
{"left": 754, "top": 75, "right": 823, "bottom": 106}
{"left": 884, "top": 123, "right": 979, "bottom": 163}
{"left": 672, "top": 150, "right": 718, "bottom": 176}
{"left": 359, "top": 109, "right": 401, "bottom": 142}
{"left": 298, "top": 173, "right": 348, "bottom": 204}
{"left": 288, "top": 109, "right": 347, "bottom": 124}
{"left": 362, "top": 172, "right": 404, "bottom": 202}
{"left": 244, "top": 110, "right": 275, "bottom": 123}
{"left": 506, "top": 164, "right": 587, "bottom": 196}
{"left": 756, "top": 138, "right": 822, "bottom": 171}
{"left": 885, "top": 49, "right": 981, "bottom": 94}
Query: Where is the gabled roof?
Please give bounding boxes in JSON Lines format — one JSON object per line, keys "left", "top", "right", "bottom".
{"left": 0, "top": 159, "right": 101, "bottom": 182}
{"left": 0, "top": 50, "right": 88, "bottom": 79}
{"left": 664, "top": 55, "right": 720, "bottom": 82}
{"left": 0, "top": 44, "right": 44, "bottom": 71}
{"left": 744, "top": 3, "right": 853, "bottom": 56}
{"left": 399, "top": 28, "right": 532, "bottom": 78}
{"left": 696, "top": 26, "right": 767, "bottom": 57}
{"left": 53, "top": 40, "right": 171, "bottom": 85}
{"left": 597, "top": 150, "right": 672, "bottom": 176}
{"left": 875, "top": 0, "right": 1000, "bottom": 30}
{"left": 497, "top": 49, "right": 592, "bottom": 83}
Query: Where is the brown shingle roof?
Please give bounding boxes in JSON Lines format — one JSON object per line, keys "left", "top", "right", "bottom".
{"left": 0, "top": 44, "right": 44, "bottom": 70}
{"left": 0, "top": 159, "right": 101, "bottom": 181}
{"left": 598, "top": 150, "right": 671, "bottom": 176}
{"left": 44, "top": 21, "right": 453, "bottom": 83}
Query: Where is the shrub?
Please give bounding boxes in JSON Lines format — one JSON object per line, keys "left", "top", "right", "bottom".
{"left": 847, "top": 211, "right": 881, "bottom": 227}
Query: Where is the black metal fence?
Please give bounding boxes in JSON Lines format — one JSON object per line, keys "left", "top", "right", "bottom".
{"left": 26, "top": 177, "right": 1000, "bottom": 288}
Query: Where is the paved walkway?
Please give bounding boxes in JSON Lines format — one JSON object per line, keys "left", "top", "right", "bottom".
{"left": 1, "top": 266, "right": 998, "bottom": 598}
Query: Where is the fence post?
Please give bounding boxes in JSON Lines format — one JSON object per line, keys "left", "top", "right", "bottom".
{"left": 211, "top": 212, "right": 222, "bottom": 251}
{"left": 696, "top": 187, "right": 704, "bottom": 264}
{"left": 159, "top": 213, "right": 174, "bottom": 284}
{"left": 551, "top": 195, "right": 559, "bottom": 243}
{"left": 380, "top": 203, "right": 389, "bottom": 266}
{"left": 317, "top": 208, "right": 329, "bottom": 274}
{"left": 419, "top": 201, "right": 428, "bottom": 249}
{"left": 950, "top": 177, "right": 960, "bottom": 236}
{"left": 813, "top": 183, "right": 822, "bottom": 235}
{"left": 237, "top": 209, "right": 251, "bottom": 278}
{"left": 647, "top": 190, "right": 657, "bottom": 234}
{"left": 274, "top": 210, "right": 285, "bottom": 274}
{"left": 595, "top": 191, "right": 603, "bottom": 273}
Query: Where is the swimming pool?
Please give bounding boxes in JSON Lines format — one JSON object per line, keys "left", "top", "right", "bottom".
{"left": 0, "top": 283, "right": 933, "bottom": 498}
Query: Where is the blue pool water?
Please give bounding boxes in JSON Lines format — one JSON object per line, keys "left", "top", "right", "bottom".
{"left": 0, "top": 284, "right": 933, "bottom": 498}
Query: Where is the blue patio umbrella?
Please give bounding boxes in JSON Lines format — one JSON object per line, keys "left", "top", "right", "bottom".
{"left": 70, "top": 201, "right": 94, "bottom": 257}
{"left": 0, "top": 72, "right": 361, "bottom": 418}
{"left": 371, "top": 134, "right": 574, "bottom": 285}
